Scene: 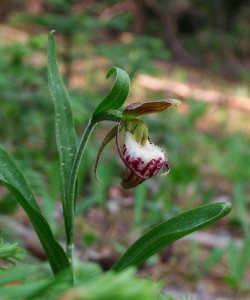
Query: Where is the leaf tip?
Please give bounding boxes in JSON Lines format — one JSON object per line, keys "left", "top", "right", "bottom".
{"left": 106, "top": 66, "right": 117, "bottom": 79}
{"left": 49, "top": 30, "right": 57, "bottom": 37}
{"left": 222, "top": 202, "right": 232, "bottom": 215}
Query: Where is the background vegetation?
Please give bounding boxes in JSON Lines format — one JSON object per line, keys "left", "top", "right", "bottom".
{"left": 0, "top": 0, "right": 250, "bottom": 299}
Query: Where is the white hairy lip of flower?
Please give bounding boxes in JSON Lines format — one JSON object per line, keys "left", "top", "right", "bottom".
{"left": 123, "top": 132, "right": 166, "bottom": 167}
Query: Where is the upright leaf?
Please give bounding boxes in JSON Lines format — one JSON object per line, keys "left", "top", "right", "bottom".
{"left": 47, "top": 31, "right": 77, "bottom": 245}
{"left": 0, "top": 147, "right": 70, "bottom": 275}
{"left": 112, "top": 202, "right": 231, "bottom": 271}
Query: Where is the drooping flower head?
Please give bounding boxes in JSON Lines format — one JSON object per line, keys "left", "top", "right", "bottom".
{"left": 94, "top": 99, "right": 180, "bottom": 189}
{"left": 120, "top": 130, "right": 169, "bottom": 188}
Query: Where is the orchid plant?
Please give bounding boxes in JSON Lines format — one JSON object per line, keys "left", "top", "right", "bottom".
{"left": 0, "top": 32, "right": 231, "bottom": 283}
{"left": 94, "top": 100, "right": 179, "bottom": 189}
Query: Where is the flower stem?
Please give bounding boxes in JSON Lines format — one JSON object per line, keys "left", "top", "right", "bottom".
{"left": 66, "top": 112, "right": 121, "bottom": 280}
{"left": 67, "top": 243, "right": 74, "bottom": 282}
{"left": 67, "top": 119, "right": 96, "bottom": 281}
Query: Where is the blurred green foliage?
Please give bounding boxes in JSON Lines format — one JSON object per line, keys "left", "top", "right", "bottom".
{"left": 0, "top": 235, "right": 25, "bottom": 264}
{"left": 0, "top": 262, "right": 170, "bottom": 300}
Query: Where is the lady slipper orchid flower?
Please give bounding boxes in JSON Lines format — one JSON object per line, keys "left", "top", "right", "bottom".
{"left": 119, "top": 130, "right": 169, "bottom": 188}
{"left": 94, "top": 99, "right": 180, "bottom": 189}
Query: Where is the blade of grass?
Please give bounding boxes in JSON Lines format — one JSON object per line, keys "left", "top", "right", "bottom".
{"left": 199, "top": 247, "right": 223, "bottom": 277}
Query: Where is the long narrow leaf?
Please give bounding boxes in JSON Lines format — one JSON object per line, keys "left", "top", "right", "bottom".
{"left": 112, "top": 202, "right": 231, "bottom": 271}
{"left": 0, "top": 147, "right": 70, "bottom": 275}
{"left": 47, "top": 31, "right": 77, "bottom": 244}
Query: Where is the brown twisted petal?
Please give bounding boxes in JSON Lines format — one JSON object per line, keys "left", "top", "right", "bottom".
{"left": 122, "top": 99, "right": 181, "bottom": 118}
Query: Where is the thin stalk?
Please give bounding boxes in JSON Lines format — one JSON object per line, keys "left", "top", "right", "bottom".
{"left": 67, "top": 119, "right": 96, "bottom": 276}
{"left": 66, "top": 112, "right": 122, "bottom": 279}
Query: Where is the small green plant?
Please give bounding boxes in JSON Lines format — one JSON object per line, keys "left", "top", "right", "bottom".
{"left": 0, "top": 235, "right": 25, "bottom": 265}
{"left": 0, "top": 31, "right": 231, "bottom": 296}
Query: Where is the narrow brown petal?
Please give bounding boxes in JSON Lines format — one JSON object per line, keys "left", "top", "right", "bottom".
{"left": 122, "top": 99, "right": 181, "bottom": 118}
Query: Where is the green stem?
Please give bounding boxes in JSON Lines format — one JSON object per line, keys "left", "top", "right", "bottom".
{"left": 67, "top": 119, "right": 96, "bottom": 274}
{"left": 67, "top": 243, "right": 74, "bottom": 283}
{"left": 66, "top": 111, "right": 122, "bottom": 280}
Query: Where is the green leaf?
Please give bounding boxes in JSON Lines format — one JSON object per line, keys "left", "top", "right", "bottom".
{"left": 92, "top": 109, "right": 123, "bottom": 123}
{"left": 93, "top": 66, "right": 130, "bottom": 117}
{"left": 47, "top": 31, "right": 77, "bottom": 246}
{"left": 0, "top": 146, "right": 70, "bottom": 275}
{"left": 112, "top": 202, "right": 231, "bottom": 271}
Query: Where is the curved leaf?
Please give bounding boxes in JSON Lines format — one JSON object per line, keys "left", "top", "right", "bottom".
{"left": 93, "top": 67, "right": 130, "bottom": 117}
{"left": 112, "top": 202, "right": 231, "bottom": 271}
{"left": 47, "top": 31, "right": 77, "bottom": 246}
{"left": 0, "top": 146, "right": 70, "bottom": 275}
